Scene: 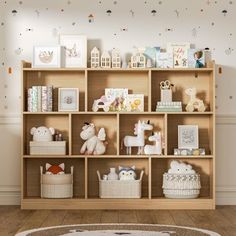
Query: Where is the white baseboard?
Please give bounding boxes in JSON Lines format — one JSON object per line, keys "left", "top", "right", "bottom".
{"left": 0, "top": 186, "right": 21, "bottom": 205}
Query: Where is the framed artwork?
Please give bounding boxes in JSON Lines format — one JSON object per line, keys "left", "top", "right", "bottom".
{"left": 178, "top": 125, "right": 199, "bottom": 149}
{"left": 33, "top": 46, "right": 61, "bottom": 68}
{"left": 188, "top": 49, "right": 205, "bottom": 68}
{"left": 125, "top": 94, "right": 144, "bottom": 112}
{"left": 156, "top": 52, "right": 173, "bottom": 68}
{"left": 60, "top": 34, "right": 87, "bottom": 68}
{"left": 167, "top": 42, "right": 190, "bottom": 68}
{"left": 58, "top": 88, "right": 79, "bottom": 111}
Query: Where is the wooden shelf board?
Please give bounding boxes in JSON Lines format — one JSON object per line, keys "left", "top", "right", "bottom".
{"left": 23, "top": 155, "right": 72, "bottom": 159}
{"left": 154, "top": 155, "right": 213, "bottom": 159}
{"left": 23, "top": 68, "right": 86, "bottom": 72}
{"left": 21, "top": 197, "right": 215, "bottom": 210}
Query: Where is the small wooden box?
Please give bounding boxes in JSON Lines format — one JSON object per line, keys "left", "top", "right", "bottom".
{"left": 30, "top": 141, "right": 66, "bottom": 155}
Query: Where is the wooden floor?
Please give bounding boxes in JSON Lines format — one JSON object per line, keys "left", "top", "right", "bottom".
{"left": 0, "top": 206, "right": 235, "bottom": 236}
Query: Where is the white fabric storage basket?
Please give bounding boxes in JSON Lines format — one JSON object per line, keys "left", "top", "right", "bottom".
{"left": 30, "top": 141, "right": 66, "bottom": 155}
{"left": 162, "top": 173, "right": 201, "bottom": 199}
{"left": 97, "top": 170, "right": 144, "bottom": 198}
{"left": 40, "top": 166, "right": 73, "bottom": 198}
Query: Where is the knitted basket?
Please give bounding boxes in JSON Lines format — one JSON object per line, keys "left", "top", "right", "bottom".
{"left": 162, "top": 173, "right": 201, "bottom": 199}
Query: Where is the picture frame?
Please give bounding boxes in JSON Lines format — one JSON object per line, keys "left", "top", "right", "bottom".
{"left": 125, "top": 94, "right": 144, "bottom": 112}
{"left": 60, "top": 34, "right": 87, "bottom": 68}
{"left": 33, "top": 46, "right": 61, "bottom": 68}
{"left": 58, "top": 88, "right": 79, "bottom": 112}
{"left": 178, "top": 125, "right": 199, "bottom": 149}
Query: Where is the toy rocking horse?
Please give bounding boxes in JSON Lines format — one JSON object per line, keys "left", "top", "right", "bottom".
{"left": 123, "top": 120, "right": 153, "bottom": 155}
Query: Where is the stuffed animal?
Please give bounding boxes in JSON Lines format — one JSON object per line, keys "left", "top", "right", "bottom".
{"left": 168, "top": 160, "right": 196, "bottom": 174}
{"left": 30, "top": 126, "right": 55, "bottom": 142}
{"left": 185, "top": 88, "right": 206, "bottom": 112}
{"left": 118, "top": 166, "right": 136, "bottom": 180}
{"left": 80, "top": 123, "right": 107, "bottom": 155}
{"left": 45, "top": 163, "right": 65, "bottom": 175}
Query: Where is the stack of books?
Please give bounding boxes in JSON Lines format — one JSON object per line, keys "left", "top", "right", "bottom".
{"left": 156, "top": 101, "right": 182, "bottom": 112}
{"left": 27, "top": 86, "right": 53, "bottom": 112}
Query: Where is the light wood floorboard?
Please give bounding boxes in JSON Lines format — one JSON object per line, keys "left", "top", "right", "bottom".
{"left": 0, "top": 206, "right": 235, "bottom": 236}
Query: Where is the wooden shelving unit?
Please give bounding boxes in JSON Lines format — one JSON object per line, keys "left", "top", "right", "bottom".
{"left": 21, "top": 61, "right": 215, "bottom": 209}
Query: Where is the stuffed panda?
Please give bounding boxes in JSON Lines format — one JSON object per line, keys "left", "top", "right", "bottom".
{"left": 118, "top": 166, "right": 136, "bottom": 180}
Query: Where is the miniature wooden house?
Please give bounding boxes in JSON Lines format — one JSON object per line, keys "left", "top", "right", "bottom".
{"left": 101, "top": 51, "right": 111, "bottom": 68}
{"left": 112, "top": 49, "right": 121, "bottom": 68}
{"left": 131, "top": 53, "right": 146, "bottom": 68}
{"left": 91, "top": 47, "right": 100, "bottom": 68}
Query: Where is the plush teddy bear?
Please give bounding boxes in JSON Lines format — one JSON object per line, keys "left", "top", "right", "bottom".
{"left": 168, "top": 160, "right": 196, "bottom": 174}
{"left": 30, "top": 126, "right": 55, "bottom": 142}
{"left": 118, "top": 166, "right": 137, "bottom": 180}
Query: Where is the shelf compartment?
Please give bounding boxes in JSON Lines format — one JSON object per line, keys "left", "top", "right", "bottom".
{"left": 167, "top": 114, "right": 213, "bottom": 155}
{"left": 23, "top": 158, "right": 85, "bottom": 199}
{"left": 23, "top": 70, "right": 86, "bottom": 112}
{"left": 87, "top": 158, "right": 149, "bottom": 199}
{"left": 23, "top": 114, "right": 69, "bottom": 155}
{"left": 151, "top": 158, "right": 213, "bottom": 199}
{"left": 71, "top": 114, "right": 117, "bottom": 155}
{"left": 151, "top": 70, "right": 214, "bottom": 112}
{"left": 87, "top": 70, "right": 149, "bottom": 112}
{"left": 119, "top": 114, "right": 165, "bottom": 155}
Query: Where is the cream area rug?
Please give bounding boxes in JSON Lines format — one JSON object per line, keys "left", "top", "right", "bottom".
{"left": 16, "top": 224, "right": 221, "bottom": 236}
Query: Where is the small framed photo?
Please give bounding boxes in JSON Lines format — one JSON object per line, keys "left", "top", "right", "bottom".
{"left": 126, "top": 94, "right": 144, "bottom": 112}
{"left": 60, "top": 34, "right": 87, "bottom": 68}
{"left": 58, "top": 88, "right": 79, "bottom": 112}
{"left": 33, "top": 46, "right": 61, "bottom": 68}
{"left": 178, "top": 125, "right": 199, "bottom": 149}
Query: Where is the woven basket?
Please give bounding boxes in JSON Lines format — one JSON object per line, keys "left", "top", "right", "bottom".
{"left": 162, "top": 173, "right": 201, "bottom": 199}
{"left": 40, "top": 166, "right": 73, "bottom": 199}
{"left": 97, "top": 170, "right": 144, "bottom": 198}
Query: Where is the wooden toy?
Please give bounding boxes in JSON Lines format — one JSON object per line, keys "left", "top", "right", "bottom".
{"left": 111, "top": 48, "right": 121, "bottom": 68}
{"left": 185, "top": 88, "right": 206, "bottom": 112}
{"left": 144, "top": 132, "right": 162, "bottom": 155}
{"left": 123, "top": 120, "right": 153, "bottom": 155}
{"left": 80, "top": 123, "right": 107, "bottom": 155}
{"left": 92, "top": 95, "right": 114, "bottom": 112}
{"left": 131, "top": 53, "right": 146, "bottom": 68}
{"left": 101, "top": 51, "right": 111, "bottom": 68}
{"left": 91, "top": 47, "right": 100, "bottom": 68}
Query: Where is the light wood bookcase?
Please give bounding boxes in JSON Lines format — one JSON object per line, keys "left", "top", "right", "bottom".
{"left": 21, "top": 61, "right": 215, "bottom": 209}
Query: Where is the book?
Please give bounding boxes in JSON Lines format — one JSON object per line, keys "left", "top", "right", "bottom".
{"left": 32, "top": 86, "right": 38, "bottom": 112}
{"left": 125, "top": 94, "right": 144, "bottom": 112}
{"left": 167, "top": 42, "right": 190, "bottom": 68}
{"left": 144, "top": 47, "right": 160, "bottom": 67}
{"left": 37, "top": 86, "right": 42, "bottom": 112}
{"left": 156, "top": 52, "right": 173, "bottom": 68}
{"left": 41, "top": 86, "right": 48, "bottom": 112}
{"left": 105, "top": 88, "right": 128, "bottom": 111}
{"left": 188, "top": 49, "right": 205, "bottom": 68}
{"left": 47, "top": 86, "right": 53, "bottom": 112}
{"left": 27, "top": 88, "right": 33, "bottom": 112}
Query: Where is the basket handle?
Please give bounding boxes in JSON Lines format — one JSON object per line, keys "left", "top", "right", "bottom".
{"left": 40, "top": 166, "right": 43, "bottom": 175}
{"left": 139, "top": 170, "right": 144, "bottom": 181}
{"left": 70, "top": 166, "right": 74, "bottom": 175}
{"left": 97, "top": 170, "right": 101, "bottom": 181}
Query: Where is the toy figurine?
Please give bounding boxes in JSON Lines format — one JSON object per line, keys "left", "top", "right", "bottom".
{"left": 144, "top": 132, "right": 162, "bottom": 155}
{"left": 185, "top": 88, "right": 206, "bottom": 112}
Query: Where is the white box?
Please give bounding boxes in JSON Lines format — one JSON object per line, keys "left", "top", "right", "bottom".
{"left": 30, "top": 141, "right": 66, "bottom": 155}
{"left": 161, "top": 89, "right": 172, "bottom": 102}
{"left": 97, "top": 170, "right": 144, "bottom": 198}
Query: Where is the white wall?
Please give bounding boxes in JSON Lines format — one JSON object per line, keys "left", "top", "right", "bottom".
{"left": 0, "top": 0, "right": 236, "bottom": 205}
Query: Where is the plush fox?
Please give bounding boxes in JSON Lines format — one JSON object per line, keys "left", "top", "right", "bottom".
{"left": 45, "top": 163, "right": 65, "bottom": 175}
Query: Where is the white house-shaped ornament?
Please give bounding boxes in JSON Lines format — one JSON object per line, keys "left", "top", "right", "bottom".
{"left": 91, "top": 47, "right": 100, "bottom": 68}
{"left": 101, "top": 51, "right": 111, "bottom": 68}
{"left": 111, "top": 49, "right": 121, "bottom": 68}
{"left": 131, "top": 53, "right": 146, "bottom": 68}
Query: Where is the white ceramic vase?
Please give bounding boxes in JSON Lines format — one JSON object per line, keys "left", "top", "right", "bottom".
{"left": 107, "top": 168, "right": 118, "bottom": 180}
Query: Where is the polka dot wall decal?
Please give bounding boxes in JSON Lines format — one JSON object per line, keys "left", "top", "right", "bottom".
{"left": 211, "top": 22, "right": 215, "bottom": 26}
{"left": 225, "top": 47, "right": 233, "bottom": 55}
{"left": 158, "top": 1, "right": 162, "bottom": 4}
{"left": 88, "top": 14, "right": 94, "bottom": 23}
{"left": 26, "top": 28, "right": 33, "bottom": 31}
{"left": 15, "top": 47, "right": 23, "bottom": 55}
{"left": 165, "top": 28, "right": 173, "bottom": 32}
{"left": 151, "top": 10, "right": 157, "bottom": 16}
{"left": 72, "top": 22, "right": 76, "bottom": 26}
{"left": 19, "top": 1, "right": 23, "bottom": 4}
{"left": 67, "top": 0, "right": 71, "bottom": 4}
{"left": 106, "top": 10, "right": 112, "bottom": 16}
{"left": 61, "top": 9, "right": 64, "bottom": 12}
{"left": 222, "top": 10, "right": 228, "bottom": 16}
{"left": 229, "top": 0, "right": 233, "bottom": 4}
{"left": 113, "top": 1, "right": 117, "bottom": 4}
{"left": 120, "top": 28, "right": 128, "bottom": 32}
{"left": 12, "top": 10, "right": 17, "bottom": 16}
{"left": 1, "top": 22, "right": 4, "bottom": 26}
{"left": 35, "top": 10, "right": 40, "bottom": 17}
{"left": 130, "top": 10, "right": 135, "bottom": 17}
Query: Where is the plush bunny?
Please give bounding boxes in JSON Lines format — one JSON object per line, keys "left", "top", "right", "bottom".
{"left": 168, "top": 160, "right": 196, "bottom": 174}
{"left": 118, "top": 166, "right": 137, "bottom": 180}
{"left": 30, "top": 126, "right": 55, "bottom": 142}
{"left": 45, "top": 163, "right": 65, "bottom": 175}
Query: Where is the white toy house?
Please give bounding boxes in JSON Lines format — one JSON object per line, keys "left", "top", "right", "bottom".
{"left": 111, "top": 49, "right": 121, "bottom": 68}
{"left": 91, "top": 47, "right": 100, "bottom": 68}
{"left": 101, "top": 51, "right": 111, "bottom": 68}
{"left": 131, "top": 53, "right": 146, "bottom": 68}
